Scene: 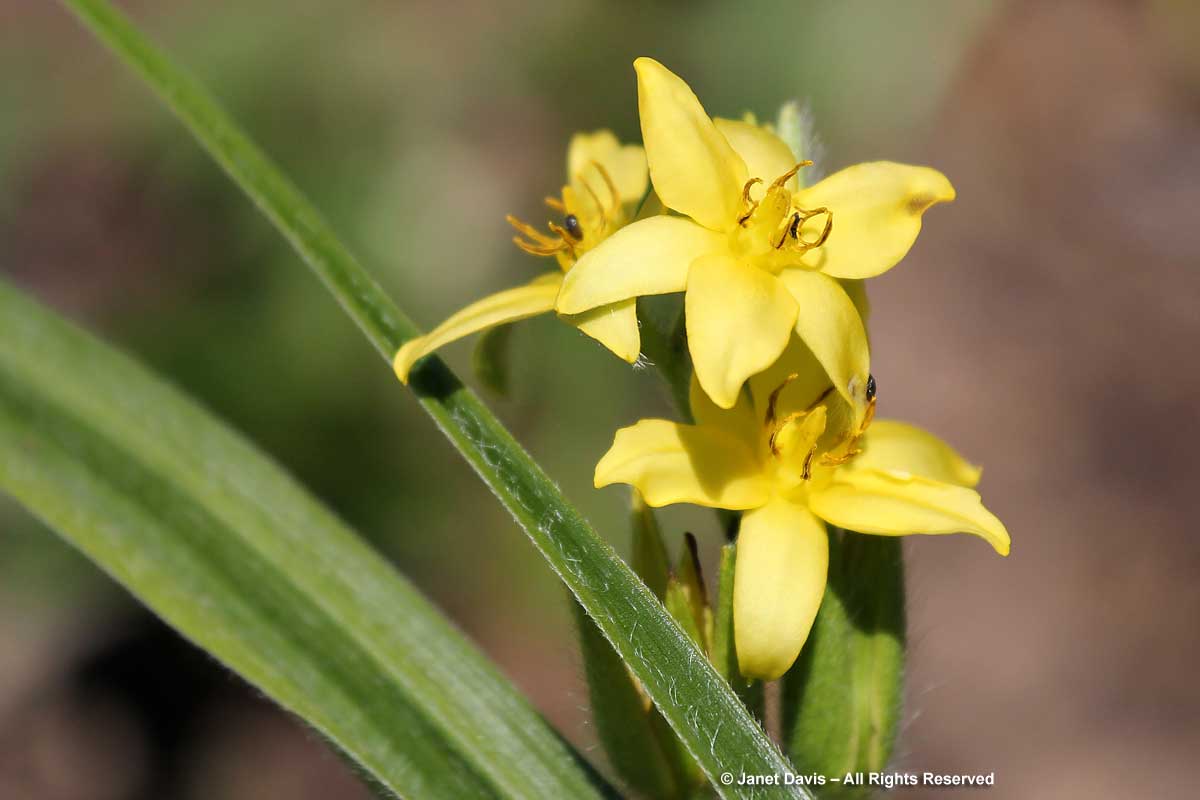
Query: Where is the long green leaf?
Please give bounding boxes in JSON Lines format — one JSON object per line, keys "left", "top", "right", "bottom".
{"left": 570, "top": 597, "right": 679, "bottom": 799}
{"left": 0, "top": 280, "right": 610, "bottom": 800}
{"left": 56, "top": 0, "right": 808, "bottom": 795}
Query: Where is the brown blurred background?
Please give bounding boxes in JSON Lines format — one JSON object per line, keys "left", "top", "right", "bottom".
{"left": 2, "top": 1, "right": 1198, "bottom": 798}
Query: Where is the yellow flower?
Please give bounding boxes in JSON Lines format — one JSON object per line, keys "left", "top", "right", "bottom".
{"left": 393, "top": 131, "right": 649, "bottom": 382}
{"left": 593, "top": 340, "right": 1009, "bottom": 681}
{"left": 556, "top": 58, "right": 955, "bottom": 421}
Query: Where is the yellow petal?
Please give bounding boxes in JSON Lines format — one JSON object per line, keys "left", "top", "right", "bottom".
{"left": 734, "top": 498, "right": 829, "bottom": 680}
{"left": 795, "top": 161, "right": 955, "bottom": 279}
{"left": 747, "top": 336, "right": 831, "bottom": 422}
{"left": 564, "top": 298, "right": 641, "bottom": 363}
{"left": 594, "top": 419, "right": 770, "bottom": 509}
{"left": 687, "top": 373, "right": 759, "bottom": 447}
{"left": 556, "top": 216, "right": 723, "bottom": 314}
{"left": 393, "top": 274, "right": 561, "bottom": 383}
{"left": 566, "top": 130, "right": 648, "bottom": 210}
{"left": 776, "top": 269, "right": 871, "bottom": 423}
{"left": 808, "top": 471, "right": 1010, "bottom": 556}
{"left": 714, "top": 118, "right": 798, "bottom": 191}
{"left": 634, "top": 57, "right": 746, "bottom": 231}
{"left": 854, "top": 420, "right": 982, "bottom": 487}
{"left": 567, "top": 130, "right": 620, "bottom": 180}
{"left": 687, "top": 254, "right": 798, "bottom": 410}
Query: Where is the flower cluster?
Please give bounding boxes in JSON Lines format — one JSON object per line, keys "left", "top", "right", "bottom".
{"left": 395, "top": 58, "right": 1009, "bottom": 682}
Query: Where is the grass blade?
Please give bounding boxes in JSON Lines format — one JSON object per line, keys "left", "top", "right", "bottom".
{"left": 54, "top": 1, "right": 808, "bottom": 794}
{"left": 0, "top": 280, "right": 612, "bottom": 800}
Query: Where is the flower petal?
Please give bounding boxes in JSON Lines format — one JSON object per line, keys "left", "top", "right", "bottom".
{"left": 808, "top": 471, "right": 1010, "bottom": 556}
{"left": 795, "top": 161, "right": 955, "bottom": 279}
{"left": 393, "top": 274, "right": 561, "bottom": 383}
{"left": 776, "top": 269, "right": 871, "bottom": 423}
{"left": 634, "top": 57, "right": 746, "bottom": 231}
{"left": 566, "top": 130, "right": 648, "bottom": 210}
{"left": 714, "top": 118, "right": 798, "bottom": 190}
{"left": 747, "top": 336, "right": 831, "bottom": 422}
{"left": 734, "top": 498, "right": 829, "bottom": 680}
{"left": 594, "top": 419, "right": 770, "bottom": 509}
{"left": 854, "top": 420, "right": 982, "bottom": 487}
{"left": 556, "top": 216, "right": 723, "bottom": 314}
{"left": 687, "top": 373, "right": 759, "bottom": 447}
{"left": 564, "top": 298, "right": 641, "bottom": 363}
{"left": 687, "top": 254, "right": 798, "bottom": 409}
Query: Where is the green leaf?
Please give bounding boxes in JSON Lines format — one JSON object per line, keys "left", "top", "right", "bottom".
{"left": 623, "top": 512, "right": 705, "bottom": 798}
{"left": 55, "top": 0, "right": 808, "bottom": 795}
{"left": 637, "top": 295, "right": 692, "bottom": 421}
{"left": 711, "top": 543, "right": 764, "bottom": 721}
{"left": 0, "top": 280, "right": 612, "bottom": 800}
{"left": 712, "top": 545, "right": 740, "bottom": 682}
{"left": 669, "top": 532, "right": 712, "bottom": 653}
{"left": 663, "top": 579, "right": 705, "bottom": 650}
{"left": 781, "top": 532, "right": 906, "bottom": 797}
{"left": 570, "top": 597, "right": 679, "bottom": 799}
{"left": 630, "top": 490, "right": 671, "bottom": 601}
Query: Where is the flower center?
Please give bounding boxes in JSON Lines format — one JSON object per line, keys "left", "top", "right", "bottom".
{"left": 729, "top": 161, "right": 832, "bottom": 273}
{"left": 506, "top": 161, "right": 627, "bottom": 271}
{"left": 761, "top": 371, "right": 876, "bottom": 487}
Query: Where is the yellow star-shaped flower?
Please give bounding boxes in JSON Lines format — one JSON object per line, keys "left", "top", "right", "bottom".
{"left": 594, "top": 339, "right": 1009, "bottom": 681}
{"left": 557, "top": 58, "right": 955, "bottom": 424}
{"left": 394, "top": 131, "right": 649, "bottom": 382}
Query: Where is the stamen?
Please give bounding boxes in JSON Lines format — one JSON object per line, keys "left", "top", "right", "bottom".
{"left": 860, "top": 393, "right": 877, "bottom": 432}
{"left": 589, "top": 160, "right": 621, "bottom": 212}
{"left": 770, "top": 160, "right": 813, "bottom": 190}
{"left": 508, "top": 213, "right": 573, "bottom": 257}
{"left": 793, "top": 207, "right": 833, "bottom": 249}
{"left": 776, "top": 206, "right": 832, "bottom": 253}
{"left": 737, "top": 178, "right": 763, "bottom": 226}
{"left": 543, "top": 196, "right": 566, "bottom": 212}
{"left": 817, "top": 389, "right": 877, "bottom": 467}
{"left": 764, "top": 374, "right": 832, "bottom": 426}
{"left": 580, "top": 178, "right": 609, "bottom": 231}
{"left": 512, "top": 237, "right": 565, "bottom": 256}
{"left": 764, "top": 371, "right": 799, "bottom": 425}
{"left": 819, "top": 447, "right": 861, "bottom": 468}
{"left": 507, "top": 214, "right": 559, "bottom": 246}
{"left": 801, "top": 449, "right": 817, "bottom": 481}
{"left": 547, "top": 222, "right": 578, "bottom": 258}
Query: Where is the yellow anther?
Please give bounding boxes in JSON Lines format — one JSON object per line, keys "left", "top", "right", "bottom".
{"left": 579, "top": 179, "right": 609, "bottom": 232}
{"left": 770, "top": 160, "right": 813, "bottom": 191}
{"left": 589, "top": 160, "right": 621, "bottom": 212}
{"left": 507, "top": 214, "right": 559, "bottom": 246}
{"left": 737, "top": 178, "right": 763, "bottom": 226}
{"left": 512, "top": 237, "right": 565, "bottom": 256}
{"left": 795, "top": 207, "right": 833, "bottom": 249}
{"left": 764, "top": 371, "right": 798, "bottom": 425}
{"left": 547, "top": 222, "right": 578, "bottom": 259}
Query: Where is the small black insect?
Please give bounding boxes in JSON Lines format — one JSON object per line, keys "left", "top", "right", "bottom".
{"left": 563, "top": 213, "right": 584, "bottom": 241}
{"left": 865, "top": 373, "right": 877, "bottom": 402}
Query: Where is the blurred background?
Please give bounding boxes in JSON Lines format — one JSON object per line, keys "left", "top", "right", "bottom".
{"left": 2, "top": 0, "right": 1198, "bottom": 797}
